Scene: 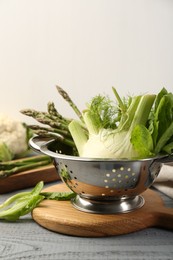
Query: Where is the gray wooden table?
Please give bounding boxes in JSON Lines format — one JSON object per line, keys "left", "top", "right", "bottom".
{"left": 0, "top": 182, "right": 173, "bottom": 260}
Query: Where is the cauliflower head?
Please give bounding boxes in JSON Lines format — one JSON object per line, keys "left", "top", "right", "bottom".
{"left": 0, "top": 114, "right": 30, "bottom": 161}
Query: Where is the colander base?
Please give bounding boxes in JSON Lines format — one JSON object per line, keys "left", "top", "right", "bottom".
{"left": 71, "top": 195, "right": 145, "bottom": 214}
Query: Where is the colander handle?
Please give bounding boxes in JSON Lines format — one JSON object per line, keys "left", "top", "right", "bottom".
{"left": 29, "top": 136, "right": 55, "bottom": 154}
{"left": 160, "top": 153, "right": 173, "bottom": 164}
{"left": 151, "top": 154, "right": 173, "bottom": 172}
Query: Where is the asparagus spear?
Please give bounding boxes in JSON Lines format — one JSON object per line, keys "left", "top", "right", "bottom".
{"left": 0, "top": 155, "right": 52, "bottom": 178}
{"left": 56, "top": 85, "right": 84, "bottom": 122}
{"left": 20, "top": 85, "right": 88, "bottom": 151}
{"left": 20, "top": 108, "right": 69, "bottom": 130}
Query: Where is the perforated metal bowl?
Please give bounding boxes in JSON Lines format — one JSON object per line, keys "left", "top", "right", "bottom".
{"left": 29, "top": 136, "right": 173, "bottom": 214}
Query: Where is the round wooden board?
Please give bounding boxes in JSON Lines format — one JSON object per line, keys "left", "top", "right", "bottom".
{"left": 32, "top": 182, "right": 173, "bottom": 237}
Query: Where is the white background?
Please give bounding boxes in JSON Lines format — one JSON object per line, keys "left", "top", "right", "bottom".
{"left": 0, "top": 0, "right": 173, "bottom": 123}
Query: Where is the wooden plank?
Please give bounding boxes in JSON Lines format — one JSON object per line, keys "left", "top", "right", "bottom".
{"left": 32, "top": 183, "right": 173, "bottom": 237}
{"left": 0, "top": 164, "right": 60, "bottom": 194}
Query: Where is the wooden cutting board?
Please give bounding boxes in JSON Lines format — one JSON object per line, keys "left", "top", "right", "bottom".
{"left": 32, "top": 183, "right": 173, "bottom": 237}
{"left": 0, "top": 164, "right": 59, "bottom": 194}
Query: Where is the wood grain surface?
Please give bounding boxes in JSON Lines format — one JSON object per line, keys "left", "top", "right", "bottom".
{"left": 32, "top": 183, "right": 173, "bottom": 237}
{"left": 0, "top": 183, "right": 173, "bottom": 260}
{"left": 0, "top": 164, "right": 59, "bottom": 194}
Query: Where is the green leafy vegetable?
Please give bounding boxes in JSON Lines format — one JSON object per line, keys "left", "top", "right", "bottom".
{"left": 0, "top": 143, "right": 13, "bottom": 162}
{"left": 41, "top": 191, "right": 76, "bottom": 200}
{"left": 0, "top": 181, "right": 44, "bottom": 221}
{"left": 131, "top": 124, "right": 154, "bottom": 158}
{"left": 0, "top": 181, "right": 75, "bottom": 221}
{"left": 150, "top": 88, "right": 173, "bottom": 154}
{"left": 21, "top": 85, "right": 173, "bottom": 159}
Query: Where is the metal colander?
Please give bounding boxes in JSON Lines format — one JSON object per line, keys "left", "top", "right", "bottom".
{"left": 29, "top": 136, "right": 173, "bottom": 214}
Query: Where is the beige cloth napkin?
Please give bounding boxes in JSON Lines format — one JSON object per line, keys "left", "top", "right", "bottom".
{"left": 152, "top": 162, "right": 173, "bottom": 199}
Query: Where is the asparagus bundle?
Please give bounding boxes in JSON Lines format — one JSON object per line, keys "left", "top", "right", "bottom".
{"left": 20, "top": 86, "right": 85, "bottom": 154}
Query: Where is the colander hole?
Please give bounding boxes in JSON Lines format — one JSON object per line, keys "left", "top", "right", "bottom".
{"left": 112, "top": 169, "right": 116, "bottom": 172}
{"left": 74, "top": 177, "right": 77, "bottom": 179}
{"left": 102, "top": 194, "right": 106, "bottom": 196}
{"left": 117, "top": 174, "right": 121, "bottom": 178}
{"left": 106, "top": 173, "right": 111, "bottom": 177}
{"left": 127, "top": 168, "right": 131, "bottom": 171}
{"left": 70, "top": 170, "right": 73, "bottom": 174}
{"left": 105, "top": 186, "right": 109, "bottom": 188}
{"left": 65, "top": 165, "right": 68, "bottom": 168}
{"left": 104, "top": 179, "right": 108, "bottom": 183}
{"left": 120, "top": 167, "right": 124, "bottom": 171}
